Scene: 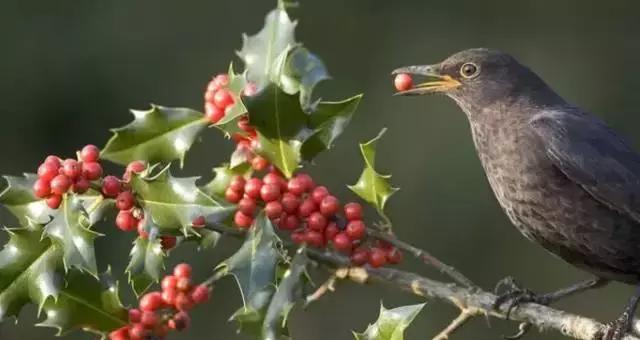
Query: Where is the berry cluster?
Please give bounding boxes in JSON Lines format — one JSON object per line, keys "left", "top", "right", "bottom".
{"left": 203, "top": 73, "right": 257, "bottom": 124}
{"left": 225, "top": 169, "right": 403, "bottom": 268}
{"left": 33, "top": 145, "right": 103, "bottom": 209}
{"left": 109, "top": 263, "right": 210, "bottom": 340}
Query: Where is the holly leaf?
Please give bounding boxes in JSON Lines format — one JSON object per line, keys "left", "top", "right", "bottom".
{"left": 353, "top": 303, "right": 425, "bottom": 340}
{"left": 192, "top": 228, "right": 221, "bottom": 251}
{"left": 38, "top": 269, "right": 128, "bottom": 336}
{"left": 263, "top": 248, "right": 308, "bottom": 340}
{"left": 131, "top": 165, "right": 234, "bottom": 234}
{"left": 272, "top": 46, "right": 329, "bottom": 109}
{"left": 218, "top": 213, "right": 284, "bottom": 335}
{"left": 301, "top": 95, "right": 363, "bottom": 161}
{"left": 237, "top": 4, "right": 297, "bottom": 90}
{"left": 126, "top": 235, "right": 165, "bottom": 296}
{"left": 213, "top": 64, "right": 249, "bottom": 131}
{"left": 202, "top": 163, "right": 252, "bottom": 198}
{"left": 348, "top": 129, "right": 398, "bottom": 222}
{"left": 0, "top": 223, "right": 63, "bottom": 321}
{"left": 102, "top": 105, "right": 208, "bottom": 167}
{"left": 244, "top": 84, "right": 309, "bottom": 177}
{"left": 44, "top": 196, "right": 101, "bottom": 276}
{"left": 0, "top": 174, "right": 55, "bottom": 225}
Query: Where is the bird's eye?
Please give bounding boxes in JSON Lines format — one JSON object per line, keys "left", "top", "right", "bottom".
{"left": 460, "top": 63, "right": 479, "bottom": 78}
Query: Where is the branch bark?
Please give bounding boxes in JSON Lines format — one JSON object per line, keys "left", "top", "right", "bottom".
{"left": 206, "top": 223, "right": 640, "bottom": 340}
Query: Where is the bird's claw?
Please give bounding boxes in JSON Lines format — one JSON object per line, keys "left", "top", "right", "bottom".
{"left": 493, "top": 277, "right": 551, "bottom": 320}
{"left": 596, "top": 312, "right": 634, "bottom": 340}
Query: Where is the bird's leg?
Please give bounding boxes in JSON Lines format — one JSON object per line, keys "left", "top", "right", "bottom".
{"left": 493, "top": 277, "right": 608, "bottom": 319}
{"left": 597, "top": 286, "right": 640, "bottom": 340}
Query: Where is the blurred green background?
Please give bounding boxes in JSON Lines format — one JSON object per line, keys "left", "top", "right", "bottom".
{"left": 1, "top": 0, "right": 640, "bottom": 339}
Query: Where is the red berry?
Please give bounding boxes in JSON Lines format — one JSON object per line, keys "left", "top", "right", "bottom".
{"left": 62, "top": 159, "right": 82, "bottom": 180}
{"left": 33, "top": 178, "right": 51, "bottom": 198}
{"left": 175, "top": 292, "right": 194, "bottom": 311}
{"left": 265, "top": 201, "right": 283, "bottom": 219}
{"left": 291, "top": 231, "right": 306, "bottom": 244}
{"left": 162, "top": 287, "right": 177, "bottom": 305}
{"left": 46, "top": 194, "right": 62, "bottom": 209}
{"left": 116, "top": 191, "right": 135, "bottom": 211}
{"left": 263, "top": 173, "right": 285, "bottom": 190}
{"left": 244, "top": 178, "right": 263, "bottom": 199}
{"left": 116, "top": 211, "right": 137, "bottom": 232}
{"left": 204, "top": 89, "right": 216, "bottom": 102}
{"left": 260, "top": 183, "right": 281, "bottom": 202}
{"left": 137, "top": 220, "right": 149, "bottom": 239}
{"left": 192, "top": 215, "right": 206, "bottom": 228}
{"left": 191, "top": 284, "right": 210, "bottom": 304}
{"left": 237, "top": 116, "right": 255, "bottom": 133}
{"left": 225, "top": 187, "right": 242, "bottom": 203}
{"left": 176, "top": 277, "right": 191, "bottom": 292}
{"left": 50, "top": 174, "right": 71, "bottom": 195}
{"left": 344, "top": 202, "right": 363, "bottom": 221}
{"left": 296, "top": 173, "right": 315, "bottom": 191}
{"left": 129, "top": 324, "right": 148, "bottom": 339}
{"left": 311, "top": 186, "right": 329, "bottom": 204}
{"left": 140, "top": 311, "right": 158, "bottom": 328}
{"left": 38, "top": 162, "right": 60, "bottom": 181}
{"left": 243, "top": 82, "right": 258, "bottom": 97}
{"left": 298, "top": 198, "right": 317, "bottom": 218}
{"left": 82, "top": 162, "right": 103, "bottom": 181}
{"left": 325, "top": 222, "right": 339, "bottom": 241}
{"left": 251, "top": 156, "right": 269, "bottom": 171}
{"left": 333, "top": 233, "right": 352, "bottom": 252}
{"left": 369, "top": 248, "right": 387, "bottom": 268}
{"left": 213, "top": 89, "right": 234, "bottom": 109}
{"left": 319, "top": 195, "right": 340, "bottom": 217}
{"left": 161, "top": 275, "right": 178, "bottom": 291}
{"left": 346, "top": 220, "right": 366, "bottom": 240}
{"left": 351, "top": 247, "right": 369, "bottom": 266}
{"left": 387, "top": 248, "right": 403, "bottom": 264}
{"left": 238, "top": 197, "right": 257, "bottom": 216}
{"left": 80, "top": 144, "right": 100, "bottom": 162}
{"left": 173, "top": 263, "right": 192, "bottom": 279}
{"left": 102, "top": 176, "right": 121, "bottom": 198}
{"left": 44, "top": 155, "right": 62, "bottom": 166}
{"left": 72, "top": 177, "right": 90, "bottom": 194}
{"left": 161, "top": 236, "right": 177, "bottom": 250}
{"left": 286, "top": 177, "right": 306, "bottom": 196}
{"left": 281, "top": 193, "right": 299, "bottom": 214}
{"left": 139, "top": 292, "right": 164, "bottom": 311}
{"left": 394, "top": 73, "right": 413, "bottom": 92}
{"left": 109, "top": 327, "right": 129, "bottom": 340}
{"left": 308, "top": 212, "right": 327, "bottom": 231}
{"left": 234, "top": 211, "right": 254, "bottom": 228}
{"left": 229, "top": 176, "right": 246, "bottom": 192}
{"left": 127, "top": 161, "right": 146, "bottom": 174}
{"left": 305, "top": 230, "right": 324, "bottom": 247}
{"left": 128, "top": 308, "right": 142, "bottom": 323}
{"left": 281, "top": 214, "right": 299, "bottom": 230}
{"left": 205, "top": 102, "right": 225, "bottom": 124}
{"left": 212, "top": 74, "right": 229, "bottom": 89}
{"left": 169, "top": 311, "right": 191, "bottom": 331}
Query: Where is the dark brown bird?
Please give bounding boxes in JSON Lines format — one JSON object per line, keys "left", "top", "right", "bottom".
{"left": 394, "top": 48, "right": 640, "bottom": 339}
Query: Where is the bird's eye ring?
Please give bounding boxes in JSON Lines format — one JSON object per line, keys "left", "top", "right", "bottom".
{"left": 460, "top": 63, "right": 479, "bottom": 79}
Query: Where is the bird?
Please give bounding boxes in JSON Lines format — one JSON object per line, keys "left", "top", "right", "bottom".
{"left": 393, "top": 48, "right": 640, "bottom": 340}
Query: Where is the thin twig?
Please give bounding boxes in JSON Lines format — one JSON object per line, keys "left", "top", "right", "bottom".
{"left": 433, "top": 308, "right": 478, "bottom": 340}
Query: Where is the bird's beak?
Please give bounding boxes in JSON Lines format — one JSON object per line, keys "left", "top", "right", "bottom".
{"left": 392, "top": 64, "right": 461, "bottom": 95}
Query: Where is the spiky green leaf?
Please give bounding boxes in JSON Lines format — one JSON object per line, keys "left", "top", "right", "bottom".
{"left": 0, "top": 224, "right": 63, "bottom": 321}
{"left": 348, "top": 129, "right": 398, "bottom": 222}
{"left": 353, "top": 303, "right": 425, "bottom": 340}
{"left": 0, "top": 174, "right": 55, "bottom": 225}
{"left": 130, "top": 165, "right": 234, "bottom": 234}
{"left": 272, "top": 46, "right": 329, "bottom": 108}
{"left": 126, "top": 235, "right": 165, "bottom": 296}
{"left": 44, "top": 196, "right": 100, "bottom": 276}
{"left": 263, "top": 248, "right": 308, "bottom": 340}
{"left": 102, "top": 105, "right": 208, "bottom": 166}
{"left": 237, "top": 5, "right": 297, "bottom": 90}
{"left": 38, "top": 269, "right": 128, "bottom": 336}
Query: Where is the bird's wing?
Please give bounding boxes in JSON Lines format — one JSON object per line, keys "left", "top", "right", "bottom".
{"left": 529, "top": 109, "right": 640, "bottom": 223}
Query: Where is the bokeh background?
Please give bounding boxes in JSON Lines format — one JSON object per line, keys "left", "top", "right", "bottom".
{"left": 1, "top": 1, "right": 640, "bottom": 339}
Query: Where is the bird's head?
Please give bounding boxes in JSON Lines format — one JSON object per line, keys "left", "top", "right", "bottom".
{"left": 393, "top": 48, "right": 550, "bottom": 112}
